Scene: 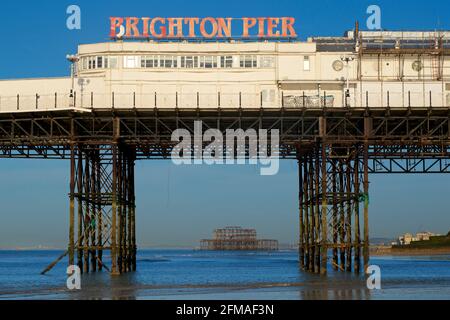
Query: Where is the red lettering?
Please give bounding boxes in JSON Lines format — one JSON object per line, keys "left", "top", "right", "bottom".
{"left": 126, "top": 17, "right": 140, "bottom": 37}
{"left": 200, "top": 17, "right": 218, "bottom": 38}
{"left": 217, "top": 18, "right": 232, "bottom": 37}
{"left": 242, "top": 18, "right": 257, "bottom": 37}
{"left": 257, "top": 17, "right": 266, "bottom": 37}
{"left": 110, "top": 17, "right": 124, "bottom": 38}
{"left": 168, "top": 18, "right": 184, "bottom": 38}
{"left": 267, "top": 18, "right": 280, "bottom": 37}
{"left": 109, "top": 17, "right": 296, "bottom": 39}
{"left": 141, "top": 17, "right": 150, "bottom": 37}
{"left": 150, "top": 18, "right": 167, "bottom": 38}
{"left": 184, "top": 18, "right": 200, "bottom": 37}
{"left": 281, "top": 17, "right": 297, "bottom": 37}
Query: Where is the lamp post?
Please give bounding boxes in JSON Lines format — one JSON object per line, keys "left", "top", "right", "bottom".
{"left": 341, "top": 56, "right": 354, "bottom": 107}
{"left": 66, "top": 54, "right": 79, "bottom": 107}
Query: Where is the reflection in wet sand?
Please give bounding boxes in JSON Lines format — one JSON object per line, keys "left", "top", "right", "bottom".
{"left": 299, "top": 286, "right": 371, "bottom": 300}
{"left": 1, "top": 250, "right": 450, "bottom": 300}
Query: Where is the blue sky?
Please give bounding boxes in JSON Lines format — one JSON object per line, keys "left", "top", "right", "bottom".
{"left": 0, "top": 0, "right": 449, "bottom": 247}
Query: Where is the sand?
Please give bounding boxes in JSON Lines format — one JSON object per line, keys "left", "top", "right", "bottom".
{"left": 370, "top": 245, "right": 450, "bottom": 256}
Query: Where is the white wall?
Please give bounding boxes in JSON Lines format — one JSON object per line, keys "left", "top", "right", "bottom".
{"left": 1, "top": 40, "right": 449, "bottom": 111}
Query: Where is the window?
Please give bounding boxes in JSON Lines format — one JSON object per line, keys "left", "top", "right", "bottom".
{"left": 88, "top": 56, "right": 96, "bottom": 69}
{"left": 97, "top": 56, "right": 103, "bottom": 69}
{"left": 220, "top": 56, "right": 233, "bottom": 68}
{"left": 80, "top": 56, "right": 118, "bottom": 70}
{"left": 124, "top": 56, "right": 140, "bottom": 68}
{"left": 161, "top": 56, "right": 178, "bottom": 68}
{"left": 260, "top": 56, "right": 275, "bottom": 68}
{"left": 181, "top": 56, "right": 198, "bottom": 68}
{"left": 303, "top": 56, "right": 311, "bottom": 71}
{"left": 108, "top": 57, "right": 118, "bottom": 68}
{"left": 141, "top": 56, "right": 159, "bottom": 68}
{"left": 81, "top": 58, "right": 87, "bottom": 70}
{"left": 240, "top": 55, "right": 258, "bottom": 68}
{"left": 200, "top": 56, "right": 217, "bottom": 68}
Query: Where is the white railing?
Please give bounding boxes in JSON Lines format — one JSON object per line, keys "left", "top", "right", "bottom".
{"left": 0, "top": 90, "right": 448, "bottom": 112}
{"left": 0, "top": 93, "right": 75, "bottom": 112}
{"left": 0, "top": 92, "right": 270, "bottom": 111}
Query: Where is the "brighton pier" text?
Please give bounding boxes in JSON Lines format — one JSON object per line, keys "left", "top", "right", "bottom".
{"left": 110, "top": 17, "right": 297, "bottom": 39}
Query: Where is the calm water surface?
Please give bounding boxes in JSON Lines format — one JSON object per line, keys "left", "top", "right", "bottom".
{"left": 1, "top": 250, "right": 450, "bottom": 300}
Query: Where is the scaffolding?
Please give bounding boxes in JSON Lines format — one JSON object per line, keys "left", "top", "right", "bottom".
{"left": 356, "top": 29, "right": 450, "bottom": 82}
{"left": 200, "top": 226, "right": 279, "bottom": 251}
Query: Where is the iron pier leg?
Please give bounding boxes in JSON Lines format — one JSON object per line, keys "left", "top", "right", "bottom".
{"left": 117, "top": 149, "right": 123, "bottom": 274}
{"left": 338, "top": 160, "right": 346, "bottom": 271}
{"left": 68, "top": 142, "right": 136, "bottom": 276}
{"left": 345, "top": 160, "right": 352, "bottom": 272}
{"left": 83, "top": 153, "right": 90, "bottom": 274}
{"left": 90, "top": 152, "right": 97, "bottom": 273}
{"left": 68, "top": 145, "right": 75, "bottom": 266}
{"left": 131, "top": 155, "right": 137, "bottom": 272}
{"left": 111, "top": 144, "right": 119, "bottom": 275}
{"left": 309, "top": 155, "right": 315, "bottom": 272}
{"left": 320, "top": 144, "right": 328, "bottom": 275}
{"left": 96, "top": 150, "right": 103, "bottom": 271}
{"left": 297, "top": 144, "right": 370, "bottom": 275}
{"left": 354, "top": 150, "right": 361, "bottom": 274}
{"left": 304, "top": 154, "right": 311, "bottom": 271}
{"left": 363, "top": 143, "right": 370, "bottom": 271}
{"left": 332, "top": 159, "right": 338, "bottom": 270}
{"left": 77, "top": 146, "right": 83, "bottom": 273}
{"left": 298, "top": 153, "right": 305, "bottom": 270}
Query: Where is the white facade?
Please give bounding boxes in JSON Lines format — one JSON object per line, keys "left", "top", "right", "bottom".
{"left": 1, "top": 30, "right": 449, "bottom": 112}
{"left": 398, "top": 233, "right": 415, "bottom": 246}
{"left": 397, "top": 231, "right": 439, "bottom": 245}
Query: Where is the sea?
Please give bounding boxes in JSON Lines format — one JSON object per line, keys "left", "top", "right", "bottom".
{"left": 1, "top": 249, "right": 450, "bottom": 300}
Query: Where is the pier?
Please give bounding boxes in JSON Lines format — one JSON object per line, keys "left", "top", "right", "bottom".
{"left": 0, "top": 28, "right": 449, "bottom": 275}
{"left": 200, "top": 226, "right": 279, "bottom": 251}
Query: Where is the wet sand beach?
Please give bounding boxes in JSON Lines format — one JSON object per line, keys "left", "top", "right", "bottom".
{"left": 1, "top": 250, "right": 450, "bottom": 300}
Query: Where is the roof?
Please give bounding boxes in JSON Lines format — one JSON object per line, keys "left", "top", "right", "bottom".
{"left": 77, "top": 41, "right": 317, "bottom": 55}
{"left": 310, "top": 30, "right": 450, "bottom": 52}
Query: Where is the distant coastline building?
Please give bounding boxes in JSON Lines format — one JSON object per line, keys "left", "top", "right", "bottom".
{"left": 396, "top": 231, "right": 439, "bottom": 246}
{"left": 200, "top": 226, "right": 278, "bottom": 251}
